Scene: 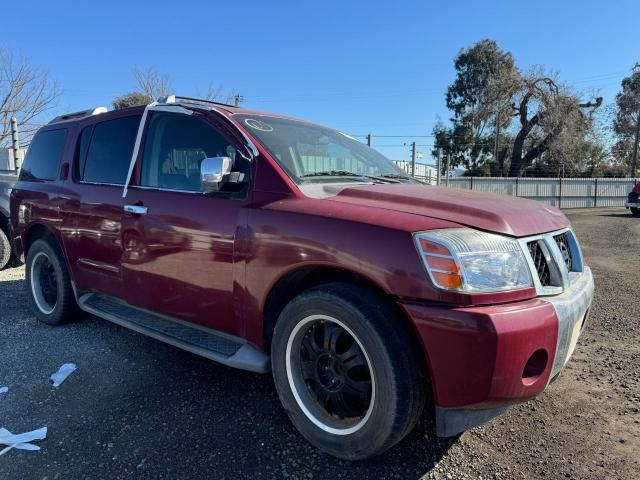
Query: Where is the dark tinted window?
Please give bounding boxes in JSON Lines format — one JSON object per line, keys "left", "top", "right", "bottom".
{"left": 82, "top": 115, "right": 141, "bottom": 185}
{"left": 76, "top": 125, "right": 94, "bottom": 179}
{"left": 20, "top": 129, "right": 67, "bottom": 181}
{"left": 140, "top": 112, "right": 248, "bottom": 192}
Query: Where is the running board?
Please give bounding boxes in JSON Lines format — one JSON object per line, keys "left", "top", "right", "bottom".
{"left": 77, "top": 293, "right": 270, "bottom": 373}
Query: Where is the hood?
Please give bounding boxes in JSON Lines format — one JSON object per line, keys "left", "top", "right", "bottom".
{"left": 326, "top": 183, "right": 569, "bottom": 237}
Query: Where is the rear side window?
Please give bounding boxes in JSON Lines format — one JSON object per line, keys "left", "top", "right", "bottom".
{"left": 20, "top": 129, "right": 67, "bottom": 181}
{"left": 81, "top": 115, "right": 141, "bottom": 185}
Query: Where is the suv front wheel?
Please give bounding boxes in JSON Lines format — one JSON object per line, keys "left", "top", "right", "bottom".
{"left": 26, "top": 238, "right": 79, "bottom": 325}
{"left": 271, "top": 283, "right": 427, "bottom": 460}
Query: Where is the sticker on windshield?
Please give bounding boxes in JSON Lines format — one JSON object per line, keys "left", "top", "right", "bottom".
{"left": 245, "top": 118, "right": 274, "bottom": 132}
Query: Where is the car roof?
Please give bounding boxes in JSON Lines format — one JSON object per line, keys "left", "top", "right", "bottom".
{"left": 43, "top": 100, "right": 320, "bottom": 131}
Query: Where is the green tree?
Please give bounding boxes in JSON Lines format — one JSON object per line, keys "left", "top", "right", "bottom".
{"left": 436, "top": 39, "right": 602, "bottom": 177}
{"left": 433, "top": 39, "right": 517, "bottom": 175}
{"left": 612, "top": 65, "right": 640, "bottom": 176}
{"left": 112, "top": 92, "right": 153, "bottom": 110}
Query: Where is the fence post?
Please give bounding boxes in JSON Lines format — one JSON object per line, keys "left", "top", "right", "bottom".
{"left": 558, "top": 177, "right": 563, "bottom": 209}
{"left": 515, "top": 177, "right": 519, "bottom": 197}
{"left": 436, "top": 149, "right": 441, "bottom": 185}
{"left": 594, "top": 178, "right": 598, "bottom": 208}
{"left": 410, "top": 141, "right": 416, "bottom": 177}
{"left": 470, "top": 176, "right": 473, "bottom": 190}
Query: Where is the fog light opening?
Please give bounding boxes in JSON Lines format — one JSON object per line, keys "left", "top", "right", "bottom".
{"left": 522, "top": 349, "right": 548, "bottom": 384}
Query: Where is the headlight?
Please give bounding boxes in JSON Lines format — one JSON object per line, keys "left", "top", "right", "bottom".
{"left": 414, "top": 228, "right": 532, "bottom": 292}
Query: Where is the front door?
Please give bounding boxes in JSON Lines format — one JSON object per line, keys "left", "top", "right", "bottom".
{"left": 120, "top": 111, "right": 251, "bottom": 337}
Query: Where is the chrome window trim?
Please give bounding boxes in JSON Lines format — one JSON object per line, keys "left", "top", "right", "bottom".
{"left": 78, "top": 180, "right": 125, "bottom": 188}
{"left": 127, "top": 185, "right": 207, "bottom": 196}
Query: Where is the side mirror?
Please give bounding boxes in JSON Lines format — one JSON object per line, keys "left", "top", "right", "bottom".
{"left": 200, "top": 157, "right": 233, "bottom": 192}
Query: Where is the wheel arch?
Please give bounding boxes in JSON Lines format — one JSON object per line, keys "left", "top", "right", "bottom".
{"left": 262, "top": 265, "right": 430, "bottom": 380}
{"left": 0, "top": 208, "right": 9, "bottom": 235}
{"left": 23, "top": 223, "right": 70, "bottom": 269}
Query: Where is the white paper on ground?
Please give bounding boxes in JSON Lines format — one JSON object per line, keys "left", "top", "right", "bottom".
{"left": 0, "top": 387, "right": 7, "bottom": 394}
{"left": 50, "top": 363, "right": 77, "bottom": 388}
{"left": 0, "top": 427, "right": 47, "bottom": 456}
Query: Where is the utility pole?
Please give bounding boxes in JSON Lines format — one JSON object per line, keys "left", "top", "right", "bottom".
{"left": 233, "top": 94, "right": 244, "bottom": 107}
{"left": 411, "top": 141, "right": 416, "bottom": 177}
{"left": 494, "top": 110, "right": 500, "bottom": 163}
{"left": 366, "top": 134, "right": 372, "bottom": 147}
{"left": 630, "top": 63, "right": 640, "bottom": 178}
{"left": 446, "top": 154, "right": 450, "bottom": 186}
{"left": 10, "top": 117, "right": 20, "bottom": 171}
{"left": 632, "top": 112, "right": 640, "bottom": 177}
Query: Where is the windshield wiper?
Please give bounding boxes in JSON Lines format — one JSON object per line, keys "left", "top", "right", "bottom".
{"left": 300, "top": 170, "right": 363, "bottom": 178}
{"left": 377, "top": 173, "right": 427, "bottom": 184}
{"left": 376, "top": 173, "right": 408, "bottom": 179}
{"left": 300, "top": 171, "right": 403, "bottom": 184}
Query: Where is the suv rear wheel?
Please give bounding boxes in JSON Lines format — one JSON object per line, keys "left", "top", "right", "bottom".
{"left": 0, "top": 227, "right": 11, "bottom": 270}
{"left": 271, "top": 283, "right": 427, "bottom": 460}
{"left": 26, "top": 238, "right": 80, "bottom": 325}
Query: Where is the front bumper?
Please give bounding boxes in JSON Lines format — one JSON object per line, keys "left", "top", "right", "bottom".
{"left": 400, "top": 267, "right": 594, "bottom": 437}
{"left": 625, "top": 202, "right": 640, "bottom": 209}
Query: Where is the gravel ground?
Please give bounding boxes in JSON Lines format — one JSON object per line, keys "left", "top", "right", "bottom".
{"left": 0, "top": 207, "right": 638, "bottom": 479}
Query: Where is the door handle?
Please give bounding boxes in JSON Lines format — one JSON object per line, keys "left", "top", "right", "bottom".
{"left": 124, "top": 204, "right": 148, "bottom": 215}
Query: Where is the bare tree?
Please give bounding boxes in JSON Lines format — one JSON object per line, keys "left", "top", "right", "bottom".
{"left": 0, "top": 47, "right": 61, "bottom": 147}
{"left": 508, "top": 71, "right": 601, "bottom": 176}
{"left": 201, "top": 81, "right": 223, "bottom": 101}
{"left": 123, "top": 67, "right": 235, "bottom": 107}
{"left": 133, "top": 67, "right": 172, "bottom": 100}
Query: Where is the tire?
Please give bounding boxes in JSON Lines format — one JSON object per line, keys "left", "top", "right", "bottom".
{"left": 25, "top": 238, "right": 80, "bottom": 326}
{"left": 631, "top": 207, "right": 640, "bottom": 217}
{"left": 0, "top": 227, "right": 11, "bottom": 270}
{"left": 271, "top": 283, "right": 427, "bottom": 460}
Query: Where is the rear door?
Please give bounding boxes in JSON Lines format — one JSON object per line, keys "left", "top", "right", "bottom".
{"left": 69, "top": 113, "right": 142, "bottom": 298}
{"left": 120, "top": 110, "right": 251, "bottom": 337}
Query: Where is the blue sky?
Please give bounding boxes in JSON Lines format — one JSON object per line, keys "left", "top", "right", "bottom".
{"left": 2, "top": 0, "right": 639, "bottom": 162}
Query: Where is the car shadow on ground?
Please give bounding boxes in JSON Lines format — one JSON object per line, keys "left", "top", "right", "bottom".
{"left": 597, "top": 211, "right": 637, "bottom": 218}
{"left": 94, "top": 344, "right": 458, "bottom": 478}
{"left": 0, "top": 267, "right": 456, "bottom": 479}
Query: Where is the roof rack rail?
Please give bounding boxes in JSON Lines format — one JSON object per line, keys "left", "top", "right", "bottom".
{"left": 48, "top": 107, "right": 108, "bottom": 124}
{"left": 157, "top": 95, "right": 237, "bottom": 109}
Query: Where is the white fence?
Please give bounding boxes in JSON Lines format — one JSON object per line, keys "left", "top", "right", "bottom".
{"left": 394, "top": 161, "right": 438, "bottom": 184}
{"left": 444, "top": 177, "right": 639, "bottom": 208}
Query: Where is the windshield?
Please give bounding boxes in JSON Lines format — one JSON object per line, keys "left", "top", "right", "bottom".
{"left": 233, "top": 114, "right": 412, "bottom": 184}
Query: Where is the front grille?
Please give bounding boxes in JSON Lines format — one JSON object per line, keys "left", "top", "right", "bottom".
{"left": 553, "top": 232, "right": 573, "bottom": 271}
{"left": 527, "top": 240, "right": 551, "bottom": 286}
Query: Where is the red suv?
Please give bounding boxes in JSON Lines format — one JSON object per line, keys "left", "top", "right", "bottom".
{"left": 10, "top": 96, "right": 594, "bottom": 459}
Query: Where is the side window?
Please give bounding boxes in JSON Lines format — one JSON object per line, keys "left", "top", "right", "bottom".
{"left": 19, "top": 129, "right": 67, "bottom": 181}
{"left": 140, "top": 112, "right": 246, "bottom": 192}
{"left": 81, "top": 115, "right": 141, "bottom": 185}
{"left": 75, "top": 125, "right": 94, "bottom": 180}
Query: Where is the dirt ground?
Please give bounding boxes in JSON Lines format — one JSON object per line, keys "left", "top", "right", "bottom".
{"left": 0, "top": 207, "right": 638, "bottom": 479}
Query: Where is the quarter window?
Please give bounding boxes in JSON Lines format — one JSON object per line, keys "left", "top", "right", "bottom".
{"left": 19, "top": 129, "right": 67, "bottom": 181}
{"left": 81, "top": 115, "right": 141, "bottom": 185}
